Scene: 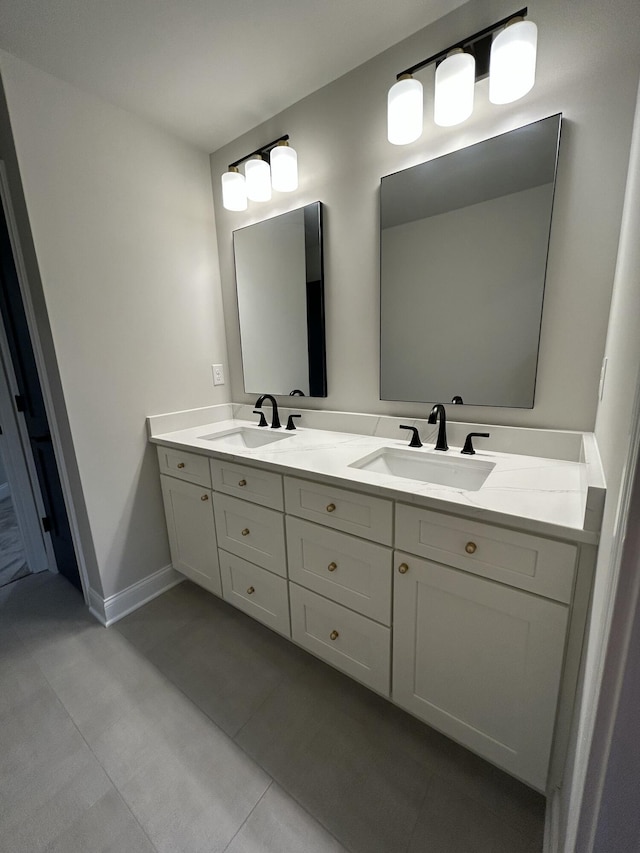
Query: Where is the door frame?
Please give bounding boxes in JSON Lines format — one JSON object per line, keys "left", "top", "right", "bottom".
{"left": 0, "top": 161, "right": 90, "bottom": 602}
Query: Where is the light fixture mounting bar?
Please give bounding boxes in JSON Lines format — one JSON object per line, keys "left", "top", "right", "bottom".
{"left": 396, "top": 7, "right": 527, "bottom": 80}
{"left": 228, "top": 135, "right": 290, "bottom": 170}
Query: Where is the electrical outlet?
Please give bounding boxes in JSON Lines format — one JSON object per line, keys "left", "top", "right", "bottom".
{"left": 212, "top": 364, "right": 225, "bottom": 386}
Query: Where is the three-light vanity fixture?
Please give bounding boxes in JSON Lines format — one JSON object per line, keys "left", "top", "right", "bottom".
{"left": 387, "top": 8, "right": 537, "bottom": 145}
{"left": 221, "top": 135, "right": 298, "bottom": 211}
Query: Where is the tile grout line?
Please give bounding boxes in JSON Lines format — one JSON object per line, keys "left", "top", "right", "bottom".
{"left": 220, "top": 779, "right": 274, "bottom": 853}
{"left": 404, "top": 773, "right": 435, "bottom": 853}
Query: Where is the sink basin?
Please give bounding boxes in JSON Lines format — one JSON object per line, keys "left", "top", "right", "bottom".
{"left": 349, "top": 447, "right": 495, "bottom": 491}
{"left": 199, "top": 427, "right": 291, "bottom": 449}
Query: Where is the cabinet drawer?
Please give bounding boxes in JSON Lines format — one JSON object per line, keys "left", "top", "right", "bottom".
{"left": 396, "top": 504, "right": 577, "bottom": 603}
{"left": 284, "top": 477, "right": 392, "bottom": 545}
{"left": 290, "top": 584, "right": 391, "bottom": 695}
{"left": 157, "top": 445, "right": 211, "bottom": 488}
{"left": 286, "top": 517, "right": 392, "bottom": 625}
{"left": 219, "top": 550, "right": 290, "bottom": 637}
{"left": 214, "top": 494, "right": 286, "bottom": 576}
{"left": 160, "top": 475, "right": 221, "bottom": 597}
{"left": 393, "top": 551, "right": 568, "bottom": 790}
{"left": 211, "top": 459, "right": 283, "bottom": 510}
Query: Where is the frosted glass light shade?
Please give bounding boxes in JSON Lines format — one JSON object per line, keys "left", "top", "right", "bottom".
{"left": 270, "top": 142, "right": 298, "bottom": 192}
{"left": 221, "top": 169, "right": 247, "bottom": 211}
{"left": 434, "top": 50, "right": 475, "bottom": 127}
{"left": 245, "top": 156, "right": 272, "bottom": 202}
{"left": 387, "top": 75, "right": 423, "bottom": 145}
{"left": 489, "top": 19, "right": 538, "bottom": 105}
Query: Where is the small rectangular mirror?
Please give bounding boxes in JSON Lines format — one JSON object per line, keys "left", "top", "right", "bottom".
{"left": 234, "top": 202, "right": 326, "bottom": 397}
{"left": 380, "top": 114, "right": 562, "bottom": 408}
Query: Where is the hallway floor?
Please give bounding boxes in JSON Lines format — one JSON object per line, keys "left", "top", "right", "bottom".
{"left": 0, "top": 494, "right": 30, "bottom": 588}
{"left": 0, "top": 574, "right": 545, "bottom": 852}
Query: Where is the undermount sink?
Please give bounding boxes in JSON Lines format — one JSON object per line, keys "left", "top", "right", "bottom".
{"left": 349, "top": 447, "right": 495, "bottom": 491}
{"left": 199, "top": 427, "right": 291, "bottom": 449}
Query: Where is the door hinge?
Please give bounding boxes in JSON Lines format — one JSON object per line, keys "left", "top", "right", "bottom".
{"left": 15, "top": 394, "right": 25, "bottom": 412}
{"left": 42, "top": 516, "right": 52, "bottom": 533}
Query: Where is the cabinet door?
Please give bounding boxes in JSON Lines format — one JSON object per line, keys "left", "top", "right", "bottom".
{"left": 160, "top": 474, "right": 221, "bottom": 596}
{"left": 393, "top": 552, "right": 568, "bottom": 791}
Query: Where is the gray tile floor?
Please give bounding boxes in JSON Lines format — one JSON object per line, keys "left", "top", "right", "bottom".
{"left": 0, "top": 573, "right": 545, "bottom": 852}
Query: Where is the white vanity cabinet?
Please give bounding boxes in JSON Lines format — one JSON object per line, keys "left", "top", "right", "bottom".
{"left": 156, "top": 446, "right": 592, "bottom": 792}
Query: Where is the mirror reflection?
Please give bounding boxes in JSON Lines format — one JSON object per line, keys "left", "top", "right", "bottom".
{"left": 234, "top": 202, "right": 326, "bottom": 397}
{"left": 380, "top": 114, "right": 562, "bottom": 408}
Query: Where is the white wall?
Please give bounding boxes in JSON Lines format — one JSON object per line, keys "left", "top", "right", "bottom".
{"left": 561, "top": 73, "right": 640, "bottom": 851}
{"left": 0, "top": 51, "right": 229, "bottom": 599}
{"left": 210, "top": 0, "right": 640, "bottom": 432}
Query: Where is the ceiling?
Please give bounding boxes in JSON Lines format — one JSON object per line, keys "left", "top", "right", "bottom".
{"left": 0, "top": 0, "right": 466, "bottom": 153}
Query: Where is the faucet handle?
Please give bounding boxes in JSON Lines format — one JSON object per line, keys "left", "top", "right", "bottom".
{"left": 461, "top": 432, "right": 490, "bottom": 455}
{"left": 399, "top": 425, "right": 422, "bottom": 448}
{"left": 286, "top": 414, "right": 301, "bottom": 431}
{"left": 253, "top": 409, "right": 268, "bottom": 428}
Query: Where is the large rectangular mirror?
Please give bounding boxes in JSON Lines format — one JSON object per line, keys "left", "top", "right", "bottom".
{"left": 380, "top": 114, "right": 562, "bottom": 408}
{"left": 234, "top": 201, "right": 326, "bottom": 397}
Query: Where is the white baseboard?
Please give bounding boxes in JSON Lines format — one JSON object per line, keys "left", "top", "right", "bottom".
{"left": 544, "top": 788, "right": 561, "bottom": 853}
{"left": 0, "top": 482, "right": 10, "bottom": 501}
{"left": 88, "top": 564, "right": 184, "bottom": 627}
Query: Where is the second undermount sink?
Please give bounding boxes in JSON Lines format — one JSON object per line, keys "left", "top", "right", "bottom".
{"left": 199, "top": 427, "right": 291, "bottom": 449}
{"left": 349, "top": 447, "right": 495, "bottom": 491}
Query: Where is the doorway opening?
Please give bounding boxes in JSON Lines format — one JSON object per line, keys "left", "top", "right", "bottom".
{"left": 0, "top": 173, "right": 82, "bottom": 593}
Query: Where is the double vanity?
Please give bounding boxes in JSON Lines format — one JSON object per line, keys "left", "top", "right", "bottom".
{"left": 148, "top": 402, "right": 604, "bottom": 794}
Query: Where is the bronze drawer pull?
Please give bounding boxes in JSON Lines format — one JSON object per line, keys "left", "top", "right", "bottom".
{"left": 177, "top": 462, "right": 185, "bottom": 469}
{"left": 465, "top": 542, "right": 477, "bottom": 554}
{"left": 247, "top": 586, "right": 255, "bottom": 595}
{"left": 330, "top": 630, "right": 339, "bottom": 641}
{"left": 328, "top": 562, "right": 337, "bottom": 572}
{"left": 326, "top": 503, "right": 336, "bottom": 513}
{"left": 200, "top": 494, "right": 209, "bottom": 502}
{"left": 398, "top": 563, "right": 409, "bottom": 574}
{"left": 238, "top": 479, "right": 247, "bottom": 487}
{"left": 241, "top": 528, "right": 250, "bottom": 536}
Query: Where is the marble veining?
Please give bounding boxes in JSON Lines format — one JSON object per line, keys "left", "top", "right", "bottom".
{"left": 150, "top": 416, "right": 605, "bottom": 544}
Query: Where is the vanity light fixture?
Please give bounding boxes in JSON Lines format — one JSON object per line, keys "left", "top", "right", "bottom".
{"left": 387, "top": 7, "right": 536, "bottom": 144}
{"left": 221, "top": 134, "right": 298, "bottom": 211}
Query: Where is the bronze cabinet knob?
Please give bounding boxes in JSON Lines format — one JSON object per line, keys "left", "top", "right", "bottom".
{"left": 465, "top": 542, "right": 477, "bottom": 554}
{"left": 326, "top": 503, "right": 336, "bottom": 513}
{"left": 238, "top": 479, "right": 247, "bottom": 487}
{"left": 398, "top": 563, "right": 409, "bottom": 574}
{"left": 241, "top": 528, "right": 250, "bottom": 536}
{"left": 177, "top": 462, "right": 185, "bottom": 469}
{"left": 328, "top": 562, "right": 338, "bottom": 572}
{"left": 247, "top": 586, "right": 255, "bottom": 595}
{"left": 330, "top": 630, "right": 339, "bottom": 641}
{"left": 200, "top": 494, "right": 209, "bottom": 501}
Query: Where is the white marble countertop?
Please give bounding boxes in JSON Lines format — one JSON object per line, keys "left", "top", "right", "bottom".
{"left": 149, "top": 415, "right": 603, "bottom": 545}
